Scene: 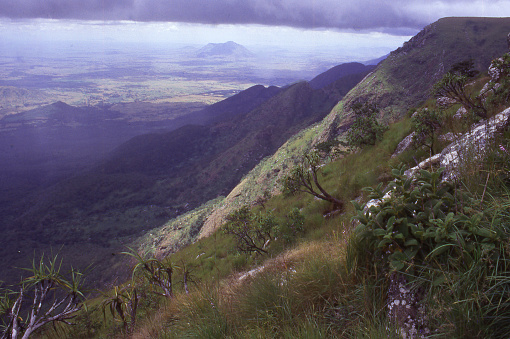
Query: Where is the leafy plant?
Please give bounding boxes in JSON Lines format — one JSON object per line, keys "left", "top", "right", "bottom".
{"left": 352, "top": 166, "right": 500, "bottom": 272}
{"left": 411, "top": 108, "right": 443, "bottom": 155}
{"left": 222, "top": 206, "right": 277, "bottom": 255}
{"left": 487, "top": 53, "right": 510, "bottom": 108}
{"left": 433, "top": 72, "right": 487, "bottom": 118}
{"left": 276, "top": 208, "right": 305, "bottom": 243}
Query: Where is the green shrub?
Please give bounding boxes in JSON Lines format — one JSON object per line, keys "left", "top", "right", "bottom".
{"left": 352, "top": 166, "right": 501, "bottom": 273}
{"left": 346, "top": 101, "right": 387, "bottom": 149}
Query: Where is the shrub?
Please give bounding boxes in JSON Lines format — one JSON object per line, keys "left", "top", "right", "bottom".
{"left": 223, "top": 206, "right": 277, "bottom": 255}
{"left": 411, "top": 108, "right": 443, "bottom": 154}
{"left": 351, "top": 166, "right": 500, "bottom": 273}
{"left": 346, "top": 101, "right": 387, "bottom": 148}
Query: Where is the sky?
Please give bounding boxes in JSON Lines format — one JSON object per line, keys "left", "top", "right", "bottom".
{"left": 0, "top": 1, "right": 509, "bottom": 54}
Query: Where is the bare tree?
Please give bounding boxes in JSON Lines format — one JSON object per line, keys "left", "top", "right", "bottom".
{"left": 283, "top": 151, "right": 343, "bottom": 210}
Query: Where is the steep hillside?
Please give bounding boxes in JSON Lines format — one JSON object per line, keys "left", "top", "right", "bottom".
{"left": 321, "top": 17, "right": 510, "bottom": 138}
{"left": 0, "top": 82, "right": 338, "bottom": 286}
{"left": 199, "top": 17, "right": 510, "bottom": 237}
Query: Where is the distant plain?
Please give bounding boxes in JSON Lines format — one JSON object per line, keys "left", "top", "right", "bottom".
{"left": 0, "top": 41, "right": 355, "bottom": 118}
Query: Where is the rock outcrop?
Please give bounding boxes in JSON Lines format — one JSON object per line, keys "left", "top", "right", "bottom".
{"left": 405, "top": 107, "right": 510, "bottom": 181}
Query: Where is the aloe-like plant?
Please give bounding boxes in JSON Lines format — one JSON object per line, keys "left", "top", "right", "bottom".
{"left": 100, "top": 285, "right": 138, "bottom": 334}
{"left": 0, "top": 255, "right": 85, "bottom": 339}
{"left": 122, "top": 248, "right": 175, "bottom": 298}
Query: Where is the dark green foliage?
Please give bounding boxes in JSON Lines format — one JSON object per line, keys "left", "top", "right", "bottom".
{"left": 448, "top": 59, "right": 479, "bottom": 78}
{"left": 487, "top": 53, "right": 510, "bottom": 108}
{"left": 276, "top": 208, "right": 305, "bottom": 243}
{"left": 314, "top": 139, "right": 340, "bottom": 155}
{"left": 411, "top": 109, "right": 443, "bottom": 153}
{"left": 346, "top": 101, "right": 387, "bottom": 148}
{"left": 223, "top": 206, "right": 306, "bottom": 254}
{"left": 352, "top": 166, "right": 501, "bottom": 272}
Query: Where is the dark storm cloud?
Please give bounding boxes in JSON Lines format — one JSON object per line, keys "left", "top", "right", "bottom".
{"left": 0, "top": 0, "right": 507, "bottom": 31}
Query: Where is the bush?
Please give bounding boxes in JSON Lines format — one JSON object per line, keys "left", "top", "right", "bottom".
{"left": 346, "top": 101, "right": 387, "bottom": 148}
{"left": 352, "top": 166, "right": 500, "bottom": 272}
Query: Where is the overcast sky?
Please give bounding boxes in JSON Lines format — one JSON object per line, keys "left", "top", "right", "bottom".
{"left": 0, "top": 1, "right": 509, "bottom": 56}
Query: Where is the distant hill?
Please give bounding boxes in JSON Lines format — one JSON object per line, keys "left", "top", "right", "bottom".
{"left": 183, "top": 85, "right": 282, "bottom": 125}
{"left": 0, "top": 101, "right": 122, "bottom": 125}
{"left": 196, "top": 41, "right": 255, "bottom": 58}
{"left": 309, "top": 62, "right": 376, "bottom": 89}
{"left": 0, "top": 86, "right": 48, "bottom": 117}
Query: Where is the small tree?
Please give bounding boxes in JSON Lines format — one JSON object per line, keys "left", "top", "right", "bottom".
{"left": 276, "top": 208, "right": 305, "bottom": 243}
{"left": 346, "top": 101, "right": 387, "bottom": 148}
{"left": 411, "top": 109, "right": 443, "bottom": 155}
{"left": 0, "top": 255, "right": 85, "bottom": 339}
{"left": 283, "top": 151, "right": 343, "bottom": 210}
{"left": 433, "top": 67, "right": 486, "bottom": 118}
{"left": 449, "top": 59, "right": 479, "bottom": 78}
{"left": 223, "top": 206, "right": 278, "bottom": 255}
{"left": 177, "top": 261, "right": 197, "bottom": 295}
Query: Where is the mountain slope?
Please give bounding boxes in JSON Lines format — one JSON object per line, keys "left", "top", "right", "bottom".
{"left": 315, "top": 17, "right": 510, "bottom": 144}
{"left": 0, "top": 81, "right": 338, "bottom": 286}
{"left": 199, "top": 16, "right": 510, "bottom": 237}
{"left": 183, "top": 85, "right": 282, "bottom": 125}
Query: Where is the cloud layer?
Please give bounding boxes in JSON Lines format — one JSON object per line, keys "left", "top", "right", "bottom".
{"left": 0, "top": 0, "right": 508, "bottom": 31}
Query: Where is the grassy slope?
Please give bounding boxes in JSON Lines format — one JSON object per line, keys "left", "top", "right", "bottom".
{"left": 199, "top": 17, "right": 510, "bottom": 237}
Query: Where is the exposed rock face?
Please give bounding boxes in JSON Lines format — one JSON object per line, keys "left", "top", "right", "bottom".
{"left": 405, "top": 107, "right": 510, "bottom": 181}
{"left": 387, "top": 273, "right": 429, "bottom": 339}
{"left": 391, "top": 132, "right": 415, "bottom": 158}
{"left": 436, "top": 96, "right": 457, "bottom": 108}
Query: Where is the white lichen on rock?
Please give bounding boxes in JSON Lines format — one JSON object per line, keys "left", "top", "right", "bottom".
{"left": 406, "top": 107, "right": 510, "bottom": 181}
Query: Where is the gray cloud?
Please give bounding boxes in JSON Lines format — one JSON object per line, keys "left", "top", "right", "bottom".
{"left": 0, "top": 0, "right": 508, "bottom": 32}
